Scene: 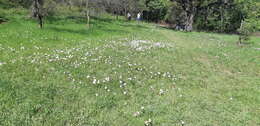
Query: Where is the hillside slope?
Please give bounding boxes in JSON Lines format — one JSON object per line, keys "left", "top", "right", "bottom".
{"left": 0, "top": 10, "right": 260, "bottom": 126}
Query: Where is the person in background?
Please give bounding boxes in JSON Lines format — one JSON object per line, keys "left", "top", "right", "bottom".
{"left": 137, "top": 12, "right": 141, "bottom": 21}
{"left": 127, "top": 12, "right": 132, "bottom": 21}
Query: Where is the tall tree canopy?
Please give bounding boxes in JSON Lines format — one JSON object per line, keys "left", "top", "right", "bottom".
{"left": 168, "top": 0, "right": 259, "bottom": 32}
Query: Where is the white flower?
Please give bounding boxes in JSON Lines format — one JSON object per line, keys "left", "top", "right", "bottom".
{"left": 123, "top": 91, "right": 127, "bottom": 95}
{"left": 0, "top": 62, "right": 6, "bottom": 66}
{"left": 144, "top": 118, "right": 152, "bottom": 126}
{"left": 95, "top": 93, "right": 99, "bottom": 96}
{"left": 133, "top": 111, "right": 140, "bottom": 117}
{"left": 105, "top": 77, "right": 110, "bottom": 81}
{"left": 163, "top": 73, "right": 166, "bottom": 77}
{"left": 141, "top": 106, "right": 145, "bottom": 110}
{"left": 93, "top": 79, "right": 97, "bottom": 84}
{"left": 159, "top": 89, "right": 164, "bottom": 95}
{"left": 181, "top": 120, "right": 185, "bottom": 125}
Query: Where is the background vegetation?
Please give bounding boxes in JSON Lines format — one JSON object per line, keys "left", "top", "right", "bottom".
{"left": 1, "top": 0, "right": 259, "bottom": 32}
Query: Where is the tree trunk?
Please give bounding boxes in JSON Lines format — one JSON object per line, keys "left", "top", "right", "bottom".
{"left": 86, "top": 0, "right": 90, "bottom": 28}
{"left": 238, "top": 36, "right": 242, "bottom": 45}
{"left": 39, "top": 15, "right": 43, "bottom": 28}
{"left": 220, "top": 4, "right": 225, "bottom": 32}
{"left": 116, "top": 8, "right": 119, "bottom": 20}
{"left": 34, "top": 0, "right": 43, "bottom": 28}
{"left": 185, "top": 13, "right": 194, "bottom": 32}
{"left": 203, "top": 7, "right": 209, "bottom": 29}
{"left": 69, "top": 0, "right": 73, "bottom": 10}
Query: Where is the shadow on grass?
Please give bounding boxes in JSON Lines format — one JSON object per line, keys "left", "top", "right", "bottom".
{"left": 0, "top": 16, "right": 9, "bottom": 24}
{"left": 45, "top": 16, "right": 86, "bottom": 24}
{"left": 44, "top": 15, "right": 151, "bottom": 36}
{"left": 47, "top": 27, "right": 91, "bottom": 35}
{"left": 156, "top": 25, "right": 175, "bottom": 30}
{"left": 46, "top": 16, "right": 120, "bottom": 24}
{"left": 118, "top": 21, "right": 149, "bottom": 29}
{"left": 47, "top": 26, "right": 129, "bottom": 36}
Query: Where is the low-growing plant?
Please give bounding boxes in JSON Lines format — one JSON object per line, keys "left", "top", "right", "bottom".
{"left": 238, "top": 20, "right": 251, "bottom": 44}
{"left": 237, "top": 19, "right": 256, "bottom": 45}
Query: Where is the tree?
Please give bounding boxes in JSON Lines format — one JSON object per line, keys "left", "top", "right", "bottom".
{"left": 85, "top": 0, "right": 90, "bottom": 27}
{"left": 194, "top": 0, "right": 240, "bottom": 32}
{"left": 170, "top": 0, "right": 207, "bottom": 31}
{"left": 143, "top": 0, "right": 169, "bottom": 22}
{"left": 236, "top": 0, "right": 259, "bottom": 45}
{"left": 168, "top": 0, "right": 256, "bottom": 33}
{"left": 32, "top": 0, "right": 44, "bottom": 28}
{"left": 8, "top": 0, "right": 34, "bottom": 8}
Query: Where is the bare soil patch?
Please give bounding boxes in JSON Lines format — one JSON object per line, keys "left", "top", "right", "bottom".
{"left": 252, "top": 32, "right": 260, "bottom": 37}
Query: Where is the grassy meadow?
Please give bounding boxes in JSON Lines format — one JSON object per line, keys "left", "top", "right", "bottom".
{"left": 0, "top": 9, "right": 260, "bottom": 126}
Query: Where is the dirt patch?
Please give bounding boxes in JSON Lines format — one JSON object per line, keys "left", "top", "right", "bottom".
{"left": 252, "top": 32, "right": 260, "bottom": 37}
{"left": 195, "top": 56, "right": 211, "bottom": 67}
{"left": 157, "top": 22, "right": 175, "bottom": 29}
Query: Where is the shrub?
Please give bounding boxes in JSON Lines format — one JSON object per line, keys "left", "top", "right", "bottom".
{"left": 237, "top": 19, "right": 256, "bottom": 44}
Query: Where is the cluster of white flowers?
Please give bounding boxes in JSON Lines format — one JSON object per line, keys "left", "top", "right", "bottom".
{"left": 1, "top": 39, "right": 180, "bottom": 107}
{"left": 133, "top": 106, "right": 146, "bottom": 117}
{"left": 144, "top": 118, "right": 152, "bottom": 126}
{"left": 125, "top": 39, "right": 174, "bottom": 51}
{"left": 159, "top": 89, "right": 165, "bottom": 95}
{"left": 133, "top": 111, "right": 140, "bottom": 117}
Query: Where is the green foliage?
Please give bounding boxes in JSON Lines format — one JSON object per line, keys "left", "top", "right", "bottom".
{"left": 195, "top": 4, "right": 243, "bottom": 32}
{"left": 3, "top": 0, "right": 33, "bottom": 8}
{"left": 235, "top": 0, "right": 259, "bottom": 43}
{"left": 43, "top": 0, "right": 58, "bottom": 16}
{"left": 0, "top": 0, "right": 16, "bottom": 8}
{"left": 143, "top": 0, "right": 170, "bottom": 22}
{"left": 165, "top": 0, "right": 260, "bottom": 33}
{"left": 0, "top": 8, "right": 5, "bottom": 20}
{"left": 238, "top": 13, "right": 258, "bottom": 43}
{"left": 254, "top": 2, "right": 260, "bottom": 30}
{"left": 165, "top": 2, "right": 185, "bottom": 26}
{"left": 238, "top": 20, "right": 254, "bottom": 43}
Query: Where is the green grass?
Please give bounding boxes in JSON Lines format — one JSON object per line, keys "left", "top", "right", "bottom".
{"left": 0, "top": 9, "right": 260, "bottom": 126}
